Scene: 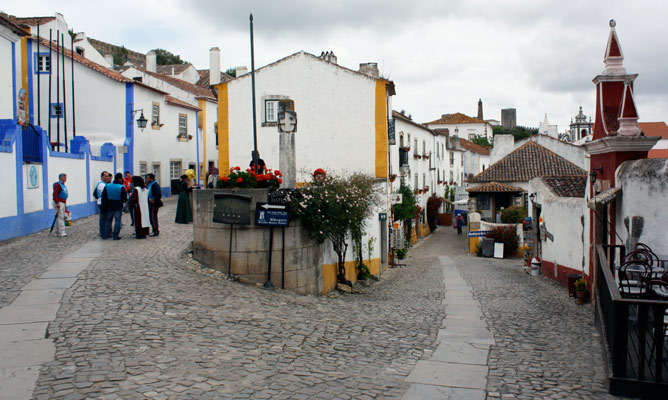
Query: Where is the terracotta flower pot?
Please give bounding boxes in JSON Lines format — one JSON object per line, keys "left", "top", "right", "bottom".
{"left": 575, "top": 290, "right": 587, "bottom": 304}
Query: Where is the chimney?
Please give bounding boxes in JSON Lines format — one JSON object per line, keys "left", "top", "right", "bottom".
{"left": 103, "top": 54, "right": 113, "bottom": 67}
{"left": 235, "top": 66, "right": 248, "bottom": 77}
{"left": 209, "top": 47, "right": 221, "bottom": 86}
{"left": 477, "top": 98, "right": 483, "bottom": 120}
{"left": 358, "top": 62, "right": 379, "bottom": 78}
{"left": 146, "top": 51, "right": 157, "bottom": 73}
{"left": 319, "top": 51, "right": 338, "bottom": 65}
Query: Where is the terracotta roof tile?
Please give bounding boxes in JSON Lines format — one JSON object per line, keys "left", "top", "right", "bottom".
{"left": 459, "top": 138, "right": 490, "bottom": 155}
{"left": 541, "top": 176, "right": 587, "bottom": 198}
{"left": 195, "top": 69, "right": 234, "bottom": 89}
{"left": 392, "top": 110, "right": 435, "bottom": 134}
{"left": 143, "top": 69, "right": 216, "bottom": 101}
{"left": 649, "top": 149, "right": 668, "bottom": 159}
{"left": 165, "top": 95, "right": 200, "bottom": 111}
{"left": 426, "top": 112, "right": 485, "bottom": 125}
{"left": 639, "top": 122, "right": 668, "bottom": 139}
{"left": 469, "top": 141, "right": 586, "bottom": 183}
{"left": 8, "top": 16, "right": 55, "bottom": 27}
{"left": 466, "top": 182, "right": 524, "bottom": 193}
{"left": 157, "top": 64, "right": 193, "bottom": 75}
{"left": 1, "top": 14, "right": 31, "bottom": 36}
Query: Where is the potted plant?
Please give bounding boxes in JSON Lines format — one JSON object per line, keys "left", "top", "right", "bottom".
{"left": 389, "top": 174, "right": 397, "bottom": 183}
{"left": 394, "top": 248, "right": 407, "bottom": 260}
{"left": 574, "top": 278, "right": 587, "bottom": 304}
{"left": 402, "top": 146, "right": 410, "bottom": 152}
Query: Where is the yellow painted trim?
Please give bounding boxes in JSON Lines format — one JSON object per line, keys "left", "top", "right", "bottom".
{"left": 375, "top": 81, "right": 388, "bottom": 178}
{"left": 217, "top": 83, "right": 229, "bottom": 172}
{"left": 198, "top": 99, "right": 207, "bottom": 174}
{"left": 320, "top": 257, "right": 383, "bottom": 295}
{"left": 21, "top": 38, "right": 29, "bottom": 114}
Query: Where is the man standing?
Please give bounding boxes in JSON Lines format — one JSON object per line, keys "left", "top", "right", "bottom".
{"left": 95, "top": 171, "right": 110, "bottom": 237}
{"left": 52, "top": 173, "right": 68, "bottom": 237}
{"left": 101, "top": 173, "right": 128, "bottom": 240}
{"left": 123, "top": 171, "right": 134, "bottom": 226}
{"left": 145, "top": 173, "right": 162, "bottom": 236}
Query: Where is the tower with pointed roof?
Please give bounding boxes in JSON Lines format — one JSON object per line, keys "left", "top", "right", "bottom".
{"left": 477, "top": 98, "right": 483, "bottom": 120}
{"left": 569, "top": 106, "right": 593, "bottom": 142}
{"left": 585, "top": 20, "right": 659, "bottom": 187}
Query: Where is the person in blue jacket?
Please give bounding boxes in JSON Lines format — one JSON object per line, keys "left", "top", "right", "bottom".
{"left": 101, "top": 173, "right": 128, "bottom": 240}
{"left": 145, "top": 173, "right": 162, "bottom": 236}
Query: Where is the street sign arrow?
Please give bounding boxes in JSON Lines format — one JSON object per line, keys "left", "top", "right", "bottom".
{"left": 261, "top": 204, "right": 286, "bottom": 210}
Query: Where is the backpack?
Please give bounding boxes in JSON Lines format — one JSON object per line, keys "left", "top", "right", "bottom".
{"left": 92, "top": 185, "right": 99, "bottom": 199}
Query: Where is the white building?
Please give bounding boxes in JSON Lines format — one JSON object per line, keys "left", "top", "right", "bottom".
{"left": 425, "top": 112, "right": 494, "bottom": 141}
{"left": 214, "top": 50, "right": 395, "bottom": 285}
{"left": 538, "top": 113, "right": 558, "bottom": 138}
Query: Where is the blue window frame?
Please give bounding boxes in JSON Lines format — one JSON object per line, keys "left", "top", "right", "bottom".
{"left": 34, "top": 52, "right": 50, "bottom": 74}
{"left": 50, "top": 103, "right": 63, "bottom": 118}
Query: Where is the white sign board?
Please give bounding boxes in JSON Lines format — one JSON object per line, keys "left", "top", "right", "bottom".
{"left": 493, "top": 242, "right": 504, "bottom": 259}
{"left": 392, "top": 223, "right": 405, "bottom": 248}
{"left": 390, "top": 193, "right": 403, "bottom": 204}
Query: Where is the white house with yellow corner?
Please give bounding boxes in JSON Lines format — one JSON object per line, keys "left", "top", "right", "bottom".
{"left": 214, "top": 51, "right": 395, "bottom": 293}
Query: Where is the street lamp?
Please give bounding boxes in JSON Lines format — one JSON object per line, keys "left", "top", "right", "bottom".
{"left": 136, "top": 111, "right": 147, "bottom": 130}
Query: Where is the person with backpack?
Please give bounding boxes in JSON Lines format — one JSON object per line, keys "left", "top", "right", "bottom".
{"left": 101, "top": 173, "right": 128, "bottom": 240}
{"left": 52, "top": 173, "right": 69, "bottom": 237}
{"left": 93, "top": 171, "right": 111, "bottom": 237}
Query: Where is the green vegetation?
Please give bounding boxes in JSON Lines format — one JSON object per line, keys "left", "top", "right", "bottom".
{"left": 493, "top": 125, "right": 538, "bottom": 141}
{"left": 151, "top": 48, "right": 186, "bottom": 65}
{"left": 112, "top": 46, "right": 128, "bottom": 66}
{"left": 225, "top": 67, "right": 237, "bottom": 77}
{"left": 501, "top": 206, "right": 528, "bottom": 223}
{"left": 392, "top": 184, "right": 419, "bottom": 241}
{"left": 486, "top": 226, "right": 519, "bottom": 258}
{"left": 470, "top": 134, "right": 492, "bottom": 148}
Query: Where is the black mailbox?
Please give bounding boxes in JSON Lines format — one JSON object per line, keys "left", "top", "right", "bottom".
{"left": 213, "top": 194, "right": 252, "bottom": 225}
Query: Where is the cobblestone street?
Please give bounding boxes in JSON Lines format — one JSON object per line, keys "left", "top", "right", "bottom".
{"left": 0, "top": 200, "right": 625, "bottom": 399}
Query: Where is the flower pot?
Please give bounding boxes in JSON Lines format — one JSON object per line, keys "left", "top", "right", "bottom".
{"left": 575, "top": 290, "right": 587, "bottom": 304}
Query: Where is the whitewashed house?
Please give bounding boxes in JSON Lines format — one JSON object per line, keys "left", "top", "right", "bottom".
{"left": 425, "top": 112, "right": 494, "bottom": 142}
{"left": 213, "top": 50, "right": 395, "bottom": 289}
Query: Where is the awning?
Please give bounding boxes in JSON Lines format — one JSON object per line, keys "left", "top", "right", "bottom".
{"left": 587, "top": 187, "right": 621, "bottom": 209}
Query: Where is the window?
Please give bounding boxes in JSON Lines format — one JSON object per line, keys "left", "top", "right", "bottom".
{"left": 152, "top": 163, "right": 161, "bottom": 183}
{"left": 461, "top": 155, "right": 464, "bottom": 166}
{"left": 139, "top": 162, "right": 147, "bottom": 177}
{"left": 152, "top": 102, "right": 160, "bottom": 128}
{"left": 450, "top": 152, "right": 454, "bottom": 166}
{"left": 263, "top": 98, "right": 294, "bottom": 124}
{"left": 414, "top": 173, "right": 418, "bottom": 190}
{"left": 469, "top": 134, "right": 476, "bottom": 140}
{"left": 75, "top": 47, "right": 84, "bottom": 56}
{"left": 50, "top": 103, "right": 63, "bottom": 118}
{"left": 170, "top": 161, "right": 182, "bottom": 179}
{"left": 450, "top": 171, "right": 454, "bottom": 182}
{"left": 422, "top": 140, "right": 426, "bottom": 156}
{"left": 422, "top": 173, "right": 426, "bottom": 188}
{"left": 436, "top": 144, "right": 439, "bottom": 158}
{"left": 35, "top": 53, "right": 50, "bottom": 74}
{"left": 414, "top": 139, "right": 418, "bottom": 152}
{"left": 178, "top": 114, "right": 187, "bottom": 137}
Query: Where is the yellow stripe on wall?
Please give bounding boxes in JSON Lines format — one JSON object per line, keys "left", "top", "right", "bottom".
{"left": 217, "top": 83, "right": 229, "bottom": 173}
{"left": 375, "top": 81, "right": 388, "bottom": 178}
{"left": 198, "top": 99, "right": 207, "bottom": 174}
{"left": 21, "top": 37, "right": 29, "bottom": 114}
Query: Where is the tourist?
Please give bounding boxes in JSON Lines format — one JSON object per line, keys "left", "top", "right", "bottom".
{"left": 129, "top": 176, "right": 150, "bottom": 239}
{"left": 175, "top": 174, "right": 193, "bottom": 224}
{"left": 249, "top": 152, "right": 266, "bottom": 174}
{"left": 145, "top": 173, "right": 162, "bottom": 236}
{"left": 94, "top": 171, "right": 110, "bottom": 236}
{"left": 101, "top": 173, "right": 127, "bottom": 240}
{"left": 52, "top": 173, "right": 68, "bottom": 237}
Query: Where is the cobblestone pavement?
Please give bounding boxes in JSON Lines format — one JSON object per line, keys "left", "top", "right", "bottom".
{"left": 438, "top": 231, "right": 625, "bottom": 399}
{"left": 28, "top": 201, "right": 446, "bottom": 399}
{"left": 2, "top": 202, "right": 624, "bottom": 399}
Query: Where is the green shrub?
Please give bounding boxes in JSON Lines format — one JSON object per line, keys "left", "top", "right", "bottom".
{"left": 358, "top": 264, "right": 371, "bottom": 280}
{"left": 486, "top": 226, "right": 519, "bottom": 258}
{"left": 395, "top": 248, "right": 407, "bottom": 260}
{"left": 501, "top": 206, "right": 527, "bottom": 223}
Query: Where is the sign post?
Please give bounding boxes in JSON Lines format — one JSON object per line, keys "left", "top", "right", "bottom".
{"left": 256, "top": 202, "right": 290, "bottom": 289}
{"left": 213, "top": 194, "right": 252, "bottom": 277}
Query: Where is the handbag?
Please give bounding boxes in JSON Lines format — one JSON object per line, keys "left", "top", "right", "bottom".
{"left": 64, "top": 210, "right": 73, "bottom": 226}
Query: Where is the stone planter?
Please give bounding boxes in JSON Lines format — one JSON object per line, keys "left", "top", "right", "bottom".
{"left": 192, "top": 189, "right": 324, "bottom": 295}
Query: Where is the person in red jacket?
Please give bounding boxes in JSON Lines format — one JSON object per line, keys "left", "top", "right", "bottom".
{"left": 52, "top": 173, "right": 68, "bottom": 237}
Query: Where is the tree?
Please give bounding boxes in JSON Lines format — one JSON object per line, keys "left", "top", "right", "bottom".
{"left": 112, "top": 46, "right": 128, "bottom": 66}
{"left": 151, "top": 48, "right": 186, "bottom": 65}
{"left": 290, "top": 173, "right": 380, "bottom": 286}
{"left": 470, "top": 134, "right": 492, "bottom": 148}
{"left": 392, "top": 184, "right": 418, "bottom": 242}
{"left": 493, "top": 126, "right": 537, "bottom": 142}
{"left": 225, "top": 67, "right": 237, "bottom": 77}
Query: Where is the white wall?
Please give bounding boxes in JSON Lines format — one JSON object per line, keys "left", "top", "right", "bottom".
{"left": 0, "top": 146, "right": 17, "bottom": 218}
{"left": 23, "top": 164, "right": 44, "bottom": 213}
{"left": 530, "top": 178, "right": 586, "bottom": 273}
{"left": 427, "top": 121, "right": 493, "bottom": 141}
{"left": 0, "top": 37, "right": 14, "bottom": 119}
{"left": 227, "top": 52, "right": 377, "bottom": 181}
{"left": 48, "top": 156, "right": 87, "bottom": 207}
{"left": 615, "top": 158, "right": 668, "bottom": 256}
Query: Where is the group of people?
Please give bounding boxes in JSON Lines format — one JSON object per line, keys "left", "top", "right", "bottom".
{"left": 93, "top": 171, "right": 162, "bottom": 240}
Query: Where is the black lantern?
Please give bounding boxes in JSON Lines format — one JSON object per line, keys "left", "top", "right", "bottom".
{"left": 589, "top": 170, "right": 597, "bottom": 184}
{"left": 136, "top": 111, "right": 148, "bottom": 130}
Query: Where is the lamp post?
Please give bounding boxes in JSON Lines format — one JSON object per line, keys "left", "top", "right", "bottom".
{"left": 131, "top": 108, "right": 148, "bottom": 131}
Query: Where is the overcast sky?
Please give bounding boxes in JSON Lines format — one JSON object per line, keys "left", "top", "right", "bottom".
{"left": 9, "top": 0, "right": 668, "bottom": 130}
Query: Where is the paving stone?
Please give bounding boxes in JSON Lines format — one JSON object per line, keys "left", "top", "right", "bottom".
{"left": 406, "top": 360, "right": 488, "bottom": 389}
{"left": 402, "top": 383, "right": 486, "bottom": 399}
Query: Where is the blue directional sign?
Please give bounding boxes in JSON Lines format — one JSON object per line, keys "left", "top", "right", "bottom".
{"left": 255, "top": 203, "right": 289, "bottom": 227}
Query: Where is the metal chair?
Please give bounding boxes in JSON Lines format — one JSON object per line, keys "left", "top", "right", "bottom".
{"left": 619, "top": 260, "right": 652, "bottom": 299}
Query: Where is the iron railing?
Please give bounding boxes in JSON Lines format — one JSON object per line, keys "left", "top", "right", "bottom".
{"left": 596, "top": 244, "right": 668, "bottom": 398}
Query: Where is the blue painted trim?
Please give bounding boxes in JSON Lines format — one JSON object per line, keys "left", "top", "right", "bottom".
{"left": 0, "top": 201, "right": 98, "bottom": 242}
{"left": 85, "top": 142, "right": 91, "bottom": 202}
{"left": 0, "top": 120, "right": 18, "bottom": 152}
{"left": 50, "top": 103, "right": 64, "bottom": 118}
{"left": 41, "top": 127, "right": 49, "bottom": 210}
{"left": 33, "top": 52, "right": 50, "bottom": 75}
{"left": 195, "top": 113, "right": 200, "bottom": 184}
{"left": 124, "top": 83, "right": 134, "bottom": 174}
{"left": 26, "top": 39, "right": 33, "bottom": 124}
{"left": 12, "top": 42, "right": 17, "bottom": 121}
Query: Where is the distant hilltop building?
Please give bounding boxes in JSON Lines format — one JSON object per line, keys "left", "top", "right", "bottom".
{"left": 501, "top": 108, "right": 516, "bottom": 129}
{"left": 538, "top": 113, "right": 558, "bottom": 138}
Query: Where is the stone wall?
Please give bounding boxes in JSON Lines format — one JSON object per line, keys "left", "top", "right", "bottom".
{"left": 192, "top": 189, "right": 324, "bottom": 295}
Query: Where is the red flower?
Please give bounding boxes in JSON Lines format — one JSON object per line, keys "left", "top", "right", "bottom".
{"left": 274, "top": 170, "right": 282, "bottom": 176}
{"left": 236, "top": 177, "right": 243, "bottom": 183}
{"left": 256, "top": 175, "right": 265, "bottom": 181}
{"left": 277, "top": 178, "right": 283, "bottom": 184}
{"left": 221, "top": 176, "right": 229, "bottom": 182}
{"left": 234, "top": 166, "right": 241, "bottom": 171}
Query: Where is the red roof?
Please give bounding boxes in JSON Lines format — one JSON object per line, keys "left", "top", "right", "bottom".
{"left": 541, "top": 176, "right": 587, "bottom": 198}
{"left": 649, "top": 149, "right": 668, "bottom": 159}
{"left": 459, "top": 138, "right": 490, "bottom": 155}
{"left": 425, "top": 112, "right": 485, "bottom": 125}
{"left": 469, "top": 141, "right": 586, "bottom": 183}
{"left": 142, "top": 69, "right": 216, "bottom": 101}
{"left": 8, "top": 16, "right": 55, "bottom": 27}
{"left": 0, "top": 14, "right": 31, "bottom": 37}
{"left": 466, "top": 182, "right": 523, "bottom": 193}
{"left": 639, "top": 122, "right": 668, "bottom": 139}
{"left": 165, "top": 96, "right": 200, "bottom": 112}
